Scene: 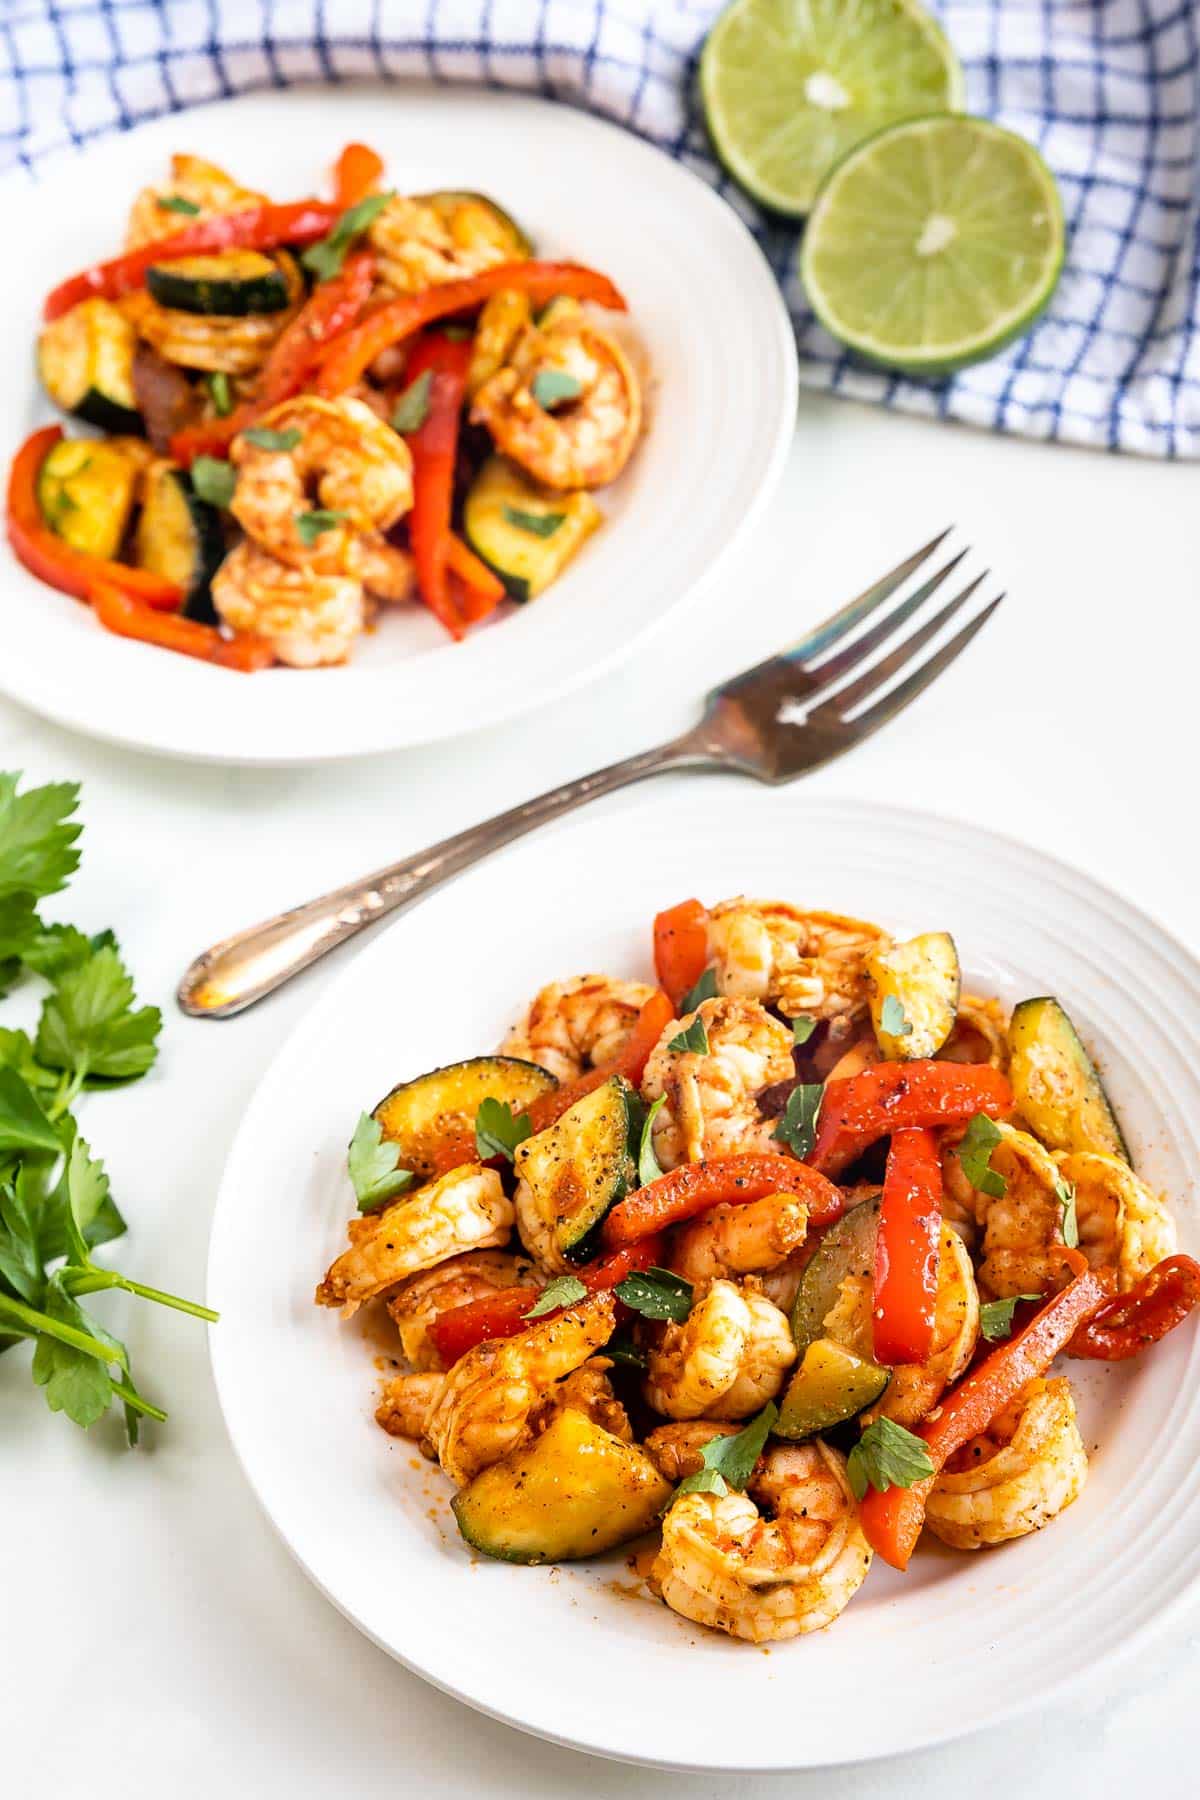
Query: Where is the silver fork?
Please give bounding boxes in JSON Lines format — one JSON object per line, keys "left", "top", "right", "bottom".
{"left": 178, "top": 532, "right": 1001, "bottom": 1018}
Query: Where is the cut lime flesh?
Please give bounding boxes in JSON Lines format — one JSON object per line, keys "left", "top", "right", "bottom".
{"left": 701, "top": 0, "right": 965, "bottom": 217}
{"left": 801, "top": 114, "right": 1065, "bottom": 374}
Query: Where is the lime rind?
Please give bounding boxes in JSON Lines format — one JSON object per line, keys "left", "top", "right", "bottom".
{"left": 700, "top": 0, "right": 966, "bottom": 218}
{"left": 800, "top": 114, "right": 1065, "bottom": 375}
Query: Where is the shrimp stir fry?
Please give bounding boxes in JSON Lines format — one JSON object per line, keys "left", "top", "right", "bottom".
{"left": 316, "top": 896, "right": 1196, "bottom": 1650}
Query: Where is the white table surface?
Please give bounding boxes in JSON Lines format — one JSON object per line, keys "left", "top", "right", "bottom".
{"left": 3, "top": 391, "right": 1197, "bottom": 1797}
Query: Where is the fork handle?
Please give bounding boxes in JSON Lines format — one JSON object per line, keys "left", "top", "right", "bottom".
{"left": 177, "top": 732, "right": 709, "bottom": 1018}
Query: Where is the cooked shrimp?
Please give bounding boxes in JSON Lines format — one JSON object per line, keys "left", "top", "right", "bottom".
{"left": 641, "top": 996, "right": 794, "bottom": 1169}
{"left": 126, "top": 154, "right": 265, "bottom": 249}
{"left": 369, "top": 194, "right": 523, "bottom": 295}
{"left": 467, "top": 289, "right": 534, "bottom": 397}
{"left": 425, "top": 1292, "right": 616, "bottom": 1484}
{"left": 315, "top": 1164, "right": 513, "bottom": 1315}
{"left": 349, "top": 533, "right": 416, "bottom": 604}
{"left": 642, "top": 1419, "right": 744, "bottom": 1483}
{"left": 652, "top": 1441, "right": 872, "bottom": 1643}
{"left": 123, "top": 255, "right": 304, "bottom": 375}
{"left": 385, "top": 1250, "right": 541, "bottom": 1370}
{"left": 669, "top": 1192, "right": 809, "bottom": 1286}
{"left": 212, "top": 541, "right": 364, "bottom": 668}
{"left": 926, "top": 1377, "right": 1087, "bottom": 1549}
{"left": 500, "top": 974, "right": 655, "bottom": 1083}
{"left": 1054, "top": 1151, "right": 1176, "bottom": 1291}
{"left": 939, "top": 993, "right": 1010, "bottom": 1070}
{"left": 471, "top": 312, "right": 641, "bottom": 489}
{"left": 230, "top": 395, "right": 413, "bottom": 572}
{"left": 645, "top": 1279, "right": 795, "bottom": 1420}
{"left": 704, "top": 899, "right": 890, "bottom": 1031}
{"left": 376, "top": 1370, "right": 443, "bottom": 1443}
{"left": 952, "top": 1122, "right": 1067, "bottom": 1299}
{"left": 530, "top": 1361, "right": 632, "bottom": 1443}
{"left": 819, "top": 1226, "right": 979, "bottom": 1429}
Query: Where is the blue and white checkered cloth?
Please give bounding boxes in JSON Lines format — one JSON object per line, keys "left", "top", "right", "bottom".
{"left": 2, "top": 0, "right": 1197, "bottom": 455}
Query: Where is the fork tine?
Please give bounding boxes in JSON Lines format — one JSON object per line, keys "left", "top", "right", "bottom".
{"left": 835, "top": 595, "right": 1004, "bottom": 740}
{"left": 803, "top": 548, "right": 969, "bottom": 687}
{"left": 810, "top": 570, "right": 987, "bottom": 717}
{"left": 783, "top": 528, "right": 954, "bottom": 666}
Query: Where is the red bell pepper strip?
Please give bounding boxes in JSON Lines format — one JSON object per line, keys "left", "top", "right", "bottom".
{"left": 44, "top": 199, "right": 341, "bottom": 320}
{"left": 603, "top": 1154, "right": 845, "bottom": 1249}
{"left": 404, "top": 333, "right": 473, "bottom": 641}
{"left": 1067, "top": 1254, "right": 1200, "bottom": 1360}
{"left": 333, "top": 142, "right": 384, "bottom": 207}
{"left": 526, "top": 990, "right": 675, "bottom": 1134}
{"left": 91, "top": 580, "right": 275, "bottom": 672}
{"left": 653, "top": 899, "right": 710, "bottom": 1009}
{"left": 873, "top": 1127, "right": 943, "bottom": 1366}
{"left": 315, "top": 261, "right": 627, "bottom": 396}
{"left": 447, "top": 535, "right": 506, "bottom": 620}
{"left": 859, "top": 1252, "right": 1109, "bottom": 1570}
{"left": 7, "top": 426, "right": 183, "bottom": 610}
{"left": 428, "top": 1236, "right": 663, "bottom": 1365}
{"left": 170, "top": 248, "right": 378, "bottom": 464}
{"left": 810, "top": 1061, "right": 1013, "bottom": 1178}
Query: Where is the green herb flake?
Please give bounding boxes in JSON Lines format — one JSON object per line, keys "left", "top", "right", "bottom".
{"left": 637, "top": 1094, "right": 665, "bottom": 1187}
{"left": 772, "top": 1082, "right": 824, "bottom": 1160}
{"left": 390, "top": 369, "right": 432, "bottom": 434}
{"left": 681, "top": 967, "right": 718, "bottom": 1013}
{"left": 604, "top": 1329, "right": 647, "bottom": 1371}
{"left": 156, "top": 195, "right": 201, "bottom": 216}
{"left": 790, "top": 1013, "right": 818, "bottom": 1045}
{"left": 846, "top": 1416, "right": 935, "bottom": 1502}
{"left": 523, "top": 1275, "right": 587, "bottom": 1319}
{"left": 677, "top": 1402, "right": 777, "bottom": 1497}
{"left": 957, "top": 1112, "right": 1007, "bottom": 1199}
{"left": 301, "top": 190, "right": 393, "bottom": 282}
{"left": 614, "top": 1265, "right": 692, "bottom": 1324}
{"left": 1056, "top": 1176, "right": 1079, "bottom": 1248}
{"left": 502, "top": 504, "right": 566, "bottom": 539}
{"left": 347, "top": 1112, "right": 414, "bottom": 1213}
{"left": 880, "top": 994, "right": 913, "bottom": 1038}
{"left": 207, "top": 371, "right": 233, "bottom": 417}
{"left": 667, "top": 1016, "right": 709, "bottom": 1056}
{"left": 190, "top": 456, "right": 237, "bottom": 510}
{"left": 474, "top": 1096, "right": 532, "bottom": 1163}
{"left": 438, "top": 323, "right": 473, "bottom": 342}
{"left": 531, "top": 369, "right": 583, "bottom": 409}
{"left": 294, "top": 508, "right": 348, "bottom": 546}
{"left": 242, "top": 426, "right": 302, "bottom": 452}
{"left": 979, "top": 1293, "right": 1044, "bottom": 1341}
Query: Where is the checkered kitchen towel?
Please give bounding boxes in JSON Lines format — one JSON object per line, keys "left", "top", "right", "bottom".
{"left": 2, "top": 0, "right": 1197, "bottom": 455}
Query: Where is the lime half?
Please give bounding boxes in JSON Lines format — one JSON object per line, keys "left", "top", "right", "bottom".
{"left": 801, "top": 115, "right": 1065, "bottom": 374}
{"left": 700, "top": 0, "right": 964, "bottom": 217}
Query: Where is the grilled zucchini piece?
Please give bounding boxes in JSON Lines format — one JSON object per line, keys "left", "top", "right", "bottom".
{"left": 415, "top": 190, "right": 533, "bottom": 259}
{"left": 373, "top": 1056, "right": 557, "bottom": 1182}
{"left": 513, "top": 1073, "right": 637, "bottom": 1263}
{"left": 866, "top": 931, "right": 961, "bottom": 1060}
{"left": 37, "top": 298, "right": 142, "bottom": 434}
{"left": 134, "top": 460, "right": 225, "bottom": 622}
{"left": 463, "top": 454, "right": 601, "bottom": 601}
{"left": 452, "top": 1408, "right": 670, "bottom": 1564}
{"left": 1008, "top": 997, "right": 1129, "bottom": 1162}
{"left": 36, "top": 437, "right": 143, "bottom": 559}
{"left": 145, "top": 249, "right": 291, "bottom": 316}
{"left": 775, "top": 1337, "right": 890, "bottom": 1440}
{"left": 791, "top": 1194, "right": 882, "bottom": 1354}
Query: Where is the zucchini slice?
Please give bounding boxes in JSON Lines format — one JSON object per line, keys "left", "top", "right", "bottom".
{"left": 37, "top": 298, "right": 142, "bottom": 435}
{"left": 1008, "top": 997, "right": 1129, "bottom": 1162}
{"left": 775, "top": 1337, "right": 890, "bottom": 1440}
{"left": 463, "top": 454, "right": 602, "bottom": 601}
{"left": 145, "top": 249, "right": 292, "bottom": 316}
{"left": 134, "top": 459, "right": 226, "bottom": 622}
{"left": 415, "top": 190, "right": 534, "bottom": 259}
{"left": 866, "top": 931, "right": 961, "bottom": 1060}
{"left": 791, "top": 1194, "right": 881, "bottom": 1354}
{"left": 452, "top": 1408, "right": 670, "bottom": 1563}
{"left": 373, "top": 1056, "right": 557, "bottom": 1181}
{"left": 36, "top": 437, "right": 142, "bottom": 560}
{"left": 513, "top": 1073, "right": 637, "bottom": 1263}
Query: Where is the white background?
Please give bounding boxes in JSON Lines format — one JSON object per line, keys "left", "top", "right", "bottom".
{"left": 2, "top": 392, "right": 1197, "bottom": 1795}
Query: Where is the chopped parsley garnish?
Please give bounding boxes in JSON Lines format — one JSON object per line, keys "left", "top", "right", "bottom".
{"left": 390, "top": 370, "right": 432, "bottom": 434}
{"left": 301, "top": 191, "right": 393, "bottom": 281}
{"left": 846, "top": 1417, "right": 935, "bottom": 1501}
{"left": 957, "top": 1112, "right": 1007, "bottom": 1198}
{"left": 523, "top": 1275, "right": 587, "bottom": 1318}
{"left": 667, "top": 1016, "right": 709, "bottom": 1056}
{"left": 880, "top": 994, "right": 913, "bottom": 1038}
{"left": 242, "top": 426, "right": 302, "bottom": 452}
{"left": 677, "top": 1402, "right": 777, "bottom": 1497}
{"left": 474, "top": 1096, "right": 532, "bottom": 1163}
{"left": 502, "top": 505, "right": 566, "bottom": 539}
{"left": 294, "top": 509, "right": 348, "bottom": 546}
{"left": 681, "top": 967, "right": 718, "bottom": 1013}
{"left": 189, "top": 456, "right": 236, "bottom": 510}
{"left": 347, "top": 1113, "right": 414, "bottom": 1213}
{"left": 772, "top": 1082, "right": 823, "bottom": 1160}
{"left": 979, "top": 1293, "right": 1043, "bottom": 1341}
{"left": 613, "top": 1266, "right": 692, "bottom": 1324}
{"left": 531, "top": 369, "right": 582, "bottom": 409}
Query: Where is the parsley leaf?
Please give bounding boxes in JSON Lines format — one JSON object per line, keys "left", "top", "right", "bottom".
{"left": 242, "top": 426, "right": 302, "bottom": 452}
{"left": 35, "top": 946, "right": 162, "bottom": 1083}
{"left": 531, "top": 369, "right": 582, "bottom": 409}
{"left": 846, "top": 1417, "right": 935, "bottom": 1501}
{"left": 790, "top": 1013, "right": 818, "bottom": 1045}
{"left": 30, "top": 1276, "right": 124, "bottom": 1427}
{"left": 390, "top": 370, "right": 432, "bottom": 434}
{"left": 0, "top": 774, "right": 81, "bottom": 902}
{"left": 677, "top": 1402, "right": 777, "bottom": 1496}
{"left": 637, "top": 1094, "right": 665, "bottom": 1186}
{"left": 207, "top": 371, "right": 233, "bottom": 417}
{"left": 156, "top": 195, "right": 201, "bottom": 216}
{"left": 502, "top": 505, "right": 566, "bottom": 538}
{"left": 347, "top": 1113, "right": 414, "bottom": 1213}
{"left": 681, "top": 967, "right": 718, "bottom": 1013}
{"left": 979, "top": 1293, "right": 1043, "bottom": 1341}
{"left": 302, "top": 191, "right": 393, "bottom": 281}
{"left": 957, "top": 1112, "right": 1007, "bottom": 1199}
{"left": 20, "top": 922, "right": 102, "bottom": 980}
{"left": 880, "top": 994, "right": 913, "bottom": 1038}
{"left": 0, "top": 1027, "right": 59, "bottom": 1095}
{"left": 190, "top": 456, "right": 237, "bottom": 510}
{"left": 772, "top": 1082, "right": 824, "bottom": 1159}
{"left": 294, "top": 508, "right": 348, "bottom": 546}
{"left": 475, "top": 1097, "right": 533, "bottom": 1163}
{"left": 614, "top": 1265, "right": 692, "bottom": 1323}
{"left": 0, "top": 1067, "right": 65, "bottom": 1158}
{"left": 604, "top": 1328, "right": 647, "bottom": 1370}
{"left": 1057, "top": 1176, "right": 1079, "bottom": 1248}
{"left": 667, "top": 1016, "right": 709, "bottom": 1055}
{"left": 523, "top": 1274, "right": 587, "bottom": 1318}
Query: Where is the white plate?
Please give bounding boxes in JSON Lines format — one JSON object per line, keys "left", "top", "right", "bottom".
{"left": 209, "top": 791, "right": 1200, "bottom": 1769}
{"left": 0, "top": 86, "right": 796, "bottom": 765}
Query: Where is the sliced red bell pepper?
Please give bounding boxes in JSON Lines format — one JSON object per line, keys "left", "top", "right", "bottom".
{"left": 44, "top": 199, "right": 341, "bottom": 320}
{"left": 404, "top": 333, "right": 474, "bottom": 641}
{"left": 873, "top": 1127, "right": 943, "bottom": 1366}
{"left": 859, "top": 1252, "right": 1109, "bottom": 1570}
{"left": 315, "top": 261, "right": 627, "bottom": 396}
{"left": 1068, "top": 1254, "right": 1200, "bottom": 1360}
{"left": 7, "top": 426, "right": 183, "bottom": 610}
{"left": 447, "top": 535, "right": 505, "bottom": 622}
{"left": 91, "top": 580, "right": 275, "bottom": 672}
{"left": 170, "top": 247, "right": 378, "bottom": 464}
{"left": 428, "top": 1236, "right": 663, "bottom": 1365}
{"left": 811, "top": 1061, "right": 1013, "bottom": 1178}
{"left": 525, "top": 990, "right": 675, "bottom": 1133}
{"left": 333, "top": 142, "right": 384, "bottom": 207}
{"left": 603, "top": 1153, "right": 845, "bottom": 1249}
{"left": 653, "top": 899, "right": 710, "bottom": 1009}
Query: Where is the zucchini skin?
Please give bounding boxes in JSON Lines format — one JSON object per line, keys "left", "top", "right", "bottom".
{"left": 134, "top": 462, "right": 226, "bottom": 623}
{"left": 145, "top": 252, "right": 292, "bottom": 317}
{"left": 1007, "top": 997, "right": 1130, "bottom": 1162}
{"left": 373, "top": 1056, "right": 557, "bottom": 1182}
{"left": 513, "top": 1073, "right": 638, "bottom": 1265}
{"left": 36, "top": 297, "right": 143, "bottom": 435}
{"left": 415, "top": 190, "right": 534, "bottom": 259}
{"left": 463, "top": 454, "right": 601, "bottom": 602}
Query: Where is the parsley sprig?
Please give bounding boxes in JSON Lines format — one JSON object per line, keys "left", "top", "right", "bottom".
{"left": 773, "top": 1082, "right": 824, "bottom": 1159}
{"left": 676, "top": 1402, "right": 777, "bottom": 1497}
{"left": 846, "top": 1417, "right": 935, "bottom": 1501}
